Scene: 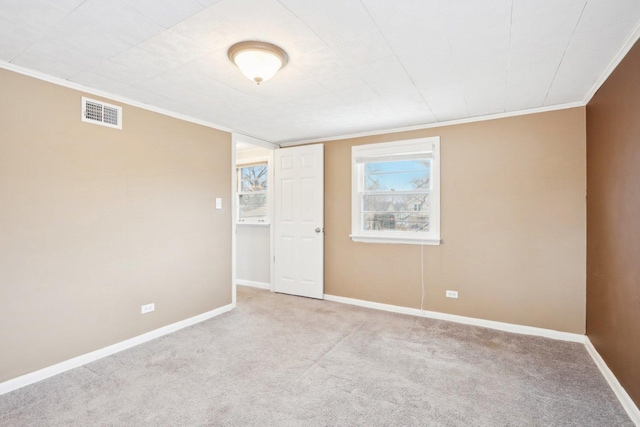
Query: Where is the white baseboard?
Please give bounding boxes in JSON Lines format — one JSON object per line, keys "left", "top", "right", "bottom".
{"left": 323, "top": 294, "right": 585, "bottom": 343}
{"left": 236, "top": 279, "right": 271, "bottom": 290}
{"left": 0, "top": 303, "right": 234, "bottom": 396}
{"left": 325, "top": 294, "right": 640, "bottom": 424}
{"left": 585, "top": 337, "right": 640, "bottom": 426}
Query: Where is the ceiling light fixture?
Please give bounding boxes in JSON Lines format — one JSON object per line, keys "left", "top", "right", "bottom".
{"left": 228, "top": 41, "right": 288, "bottom": 85}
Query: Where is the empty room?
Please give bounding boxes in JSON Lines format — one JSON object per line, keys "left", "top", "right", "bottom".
{"left": 1, "top": 0, "right": 639, "bottom": 425}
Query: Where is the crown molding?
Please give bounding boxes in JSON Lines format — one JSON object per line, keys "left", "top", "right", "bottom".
{"left": 583, "top": 20, "right": 640, "bottom": 105}
{"left": 279, "top": 101, "right": 585, "bottom": 146}
{"left": 5, "top": 18, "right": 638, "bottom": 150}
{"left": 0, "top": 60, "right": 237, "bottom": 134}
{"left": 232, "top": 132, "right": 280, "bottom": 149}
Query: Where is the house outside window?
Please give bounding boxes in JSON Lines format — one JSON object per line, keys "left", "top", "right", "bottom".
{"left": 237, "top": 163, "right": 268, "bottom": 223}
{"left": 351, "top": 137, "right": 441, "bottom": 245}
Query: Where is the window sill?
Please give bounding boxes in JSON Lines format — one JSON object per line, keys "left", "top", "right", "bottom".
{"left": 350, "top": 234, "right": 441, "bottom": 245}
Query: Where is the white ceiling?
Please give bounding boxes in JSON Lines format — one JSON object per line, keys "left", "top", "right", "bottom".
{"left": 1, "top": 0, "right": 639, "bottom": 143}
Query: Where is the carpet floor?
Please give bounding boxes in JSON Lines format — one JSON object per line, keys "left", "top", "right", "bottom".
{"left": 0, "top": 286, "right": 632, "bottom": 426}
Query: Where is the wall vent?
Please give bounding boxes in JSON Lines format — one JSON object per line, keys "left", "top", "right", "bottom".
{"left": 81, "top": 97, "right": 122, "bottom": 129}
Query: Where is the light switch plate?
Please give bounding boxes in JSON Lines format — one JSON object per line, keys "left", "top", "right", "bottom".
{"left": 141, "top": 303, "right": 155, "bottom": 314}
{"left": 216, "top": 198, "right": 222, "bottom": 209}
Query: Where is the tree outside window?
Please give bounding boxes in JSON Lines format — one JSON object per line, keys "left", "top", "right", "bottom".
{"left": 237, "top": 163, "right": 268, "bottom": 223}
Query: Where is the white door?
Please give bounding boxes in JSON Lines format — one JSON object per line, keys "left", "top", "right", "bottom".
{"left": 274, "top": 144, "right": 324, "bottom": 299}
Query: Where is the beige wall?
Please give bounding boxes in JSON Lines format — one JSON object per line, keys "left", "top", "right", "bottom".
{"left": 0, "top": 69, "right": 232, "bottom": 383}
{"left": 324, "top": 108, "right": 586, "bottom": 334}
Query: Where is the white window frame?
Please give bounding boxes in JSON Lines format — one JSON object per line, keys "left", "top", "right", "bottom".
{"left": 236, "top": 159, "right": 270, "bottom": 225}
{"left": 350, "top": 137, "right": 441, "bottom": 245}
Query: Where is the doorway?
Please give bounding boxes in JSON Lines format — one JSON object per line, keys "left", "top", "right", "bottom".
{"left": 231, "top": 135, "right": 325, "bottom": 305}
{"left": 232, "top": 134, "right": 277, "bottom": 307}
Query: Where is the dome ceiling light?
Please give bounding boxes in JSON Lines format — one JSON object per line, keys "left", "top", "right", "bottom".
{"left": 228, "top": 41, "right": 288, "bottom": 85}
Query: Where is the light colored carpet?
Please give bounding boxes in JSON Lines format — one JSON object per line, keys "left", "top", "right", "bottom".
{"left": 0, "top": 286, "right": 632, "bottom": 426}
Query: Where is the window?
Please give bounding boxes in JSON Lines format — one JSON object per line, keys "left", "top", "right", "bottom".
{"left": 351, "top": 137, "right": 440, "bottom": 245}
{"left": 237, "top": 163, "right": 269, "bottom": 223}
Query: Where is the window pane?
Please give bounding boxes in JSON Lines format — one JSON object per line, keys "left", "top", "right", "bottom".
{"left": 364, "top": 160, "right": 430, "bottom": 191}
{"left": 239, "top": 165, "right": 268, "bottom": 192}
{"left": 239, "top": 206, "right": 268, "bottom": 219}
{"left": 363, "top": 212, "right": 429, "bottom": 232}
{"left": 240, "top": 178, "right": 267, "bottom": 192}
{"left": 363, "top": 193, "right": 429, "bottom": 211}
{"left": 363, "top": 193, "right": 429, "bottom": 232}
{"left": 239, "top": 194, "right": 266, "bottom": 207}
{"left": 239, "top": 194, "right": 267, "bottom": 220}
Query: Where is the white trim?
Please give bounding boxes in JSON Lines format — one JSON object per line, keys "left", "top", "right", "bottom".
{"left": 236, "top": 156, "right": 270, "bottom": 166}
{"left": 0, "top": 61, "right": 245, "bottom": 136}
{"left": 236, "top": 220, "right": 270, "bottom": 225}
{"left": 583, "top": 21, "right": 640, "bottom": 105}
{"left": 237, "top": 222, "right": 270, "bottom": 226}
{"left": 268, "top": 149, "right": 276, "bottom": 292}
{"left": 231, "top": 133, "right": 276, "bottom": 304}
{"left": 4, "top": 19, "right": 637, "bottom": 149}
{"left": 279, "top": 102, "right": 584, "bottom": 146}
{"left": 0, "top": 304, "right": 234, "bottom": 396}
{"left": 585, "top": 337, "right": 640, "bottom": 426}
{"left": 350, "top": 235, "right": 441, "bottom": 245}
{"left": 231, "top": 135, "right": 238, "bottom": 309}
{"left": 324, "top": 294, "right": 585, "bottom": 343}
{"left": 1, "top": 59, "right": 582, "bottom": 147}
{"left": 324, "top": 293, "right": 640, "bottom": 423}
{"left": 351, "top": 137, "right": 440, "bottom": 245}
{"left": 233, "top": 133, "right": 280, "bottom": 150}
{"left": 236, "top": 279, "right": 271, "bottom": 290}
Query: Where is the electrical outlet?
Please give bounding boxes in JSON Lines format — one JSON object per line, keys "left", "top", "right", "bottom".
{"left": 141, "top": 303, "right": 155, "bottom": 314}
{"left": 445, "top": 290, "right": 459, "bottom": 299}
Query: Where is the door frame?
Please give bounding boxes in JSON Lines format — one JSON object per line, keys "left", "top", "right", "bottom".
{"left": 231, "top": 133, "right": 279, "bottom": 307}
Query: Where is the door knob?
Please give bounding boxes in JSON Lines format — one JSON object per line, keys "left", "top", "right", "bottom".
{"left": 315, "top": 227, "right": 322, "bottom": 233}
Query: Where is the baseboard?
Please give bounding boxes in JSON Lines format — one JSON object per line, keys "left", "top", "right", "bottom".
{"left": 585, "top": 337, "right": 640, "bottom": 426}
{"left": 236, "top": 279, "right": 271, "bottom": 290}
{"left": 323, "top": 294, "right": 585, "bottom": 343}
{"left": 0, "top": 303, "right": 234, "bottom": 396}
